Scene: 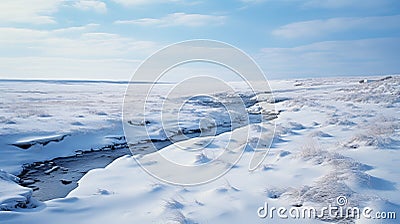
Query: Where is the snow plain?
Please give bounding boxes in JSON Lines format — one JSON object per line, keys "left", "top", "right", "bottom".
{"left": 0, "top": 76, "right": 399, "bottom": 223}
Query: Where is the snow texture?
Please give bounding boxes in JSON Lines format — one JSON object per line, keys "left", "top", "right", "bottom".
{"left": 0, "top": 76, "right": 399, "bottom": 223}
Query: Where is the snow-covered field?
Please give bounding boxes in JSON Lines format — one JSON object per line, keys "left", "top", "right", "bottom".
{"left": 0, "top": 76, "right": 399, "bottom": 223}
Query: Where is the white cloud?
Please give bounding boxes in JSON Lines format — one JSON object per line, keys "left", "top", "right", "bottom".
{"left": 257, "top": 38, "right": 400, "bottom": 79}
{"left": 239, "top": 0, "right": 267, "bottom": 4}
{"left": 0, "top": 57, "right": 140, "bottom": 80}
{"left": 52, "top": 23, "right": 100, "bottom": 34}
{"left": 0, "top": 25, "right": 159, "bottom": 80}
{"left": 272, "top": 15, "right": 400, "bottom": 39}
{"left": 303, "top": 0, "right": 394, "bottom": 9}
{"left": 115, "top": 13, "right": 225, "bottom": 27}
{"left": 0, "top": 26, "right": 157, "bottom": 58}
{"left": 116, "top": 18, "right": 159, "bottom": 26}
{"left": 0, "top": 0, "right": 63, "bottom": 24}
{"left": 112, "top": 0, "right": 180, "bottom": 6}
{"left": 73, "top": 0, "right": 107, "bottom": 13}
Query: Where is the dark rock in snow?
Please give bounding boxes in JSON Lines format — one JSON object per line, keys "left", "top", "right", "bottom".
{"left": 60, "top": 179, "right": 73, "bottom": 185}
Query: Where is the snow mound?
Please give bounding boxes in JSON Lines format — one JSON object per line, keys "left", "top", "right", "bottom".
{"left": 0, "top": 170, "right": 39, "bottom": 211}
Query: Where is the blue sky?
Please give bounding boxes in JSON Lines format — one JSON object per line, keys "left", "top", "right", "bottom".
{"left": 0, "top": 0, "right": 399, "bottom": 80}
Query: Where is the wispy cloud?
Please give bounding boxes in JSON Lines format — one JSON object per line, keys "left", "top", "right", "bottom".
{"left": 257, "top": 38, "right": 400, "bottom": 78}
{"left": 112, "top": 0, "right": 181, "bottom": 6}
{"left": 303, "top": 0, "right": 395, "bottom": 9}
{"left": 115, "top": 13, "right": 226, "bottom": 27}
{"left": 73, "top": 0, "right": 107, "bottom": 13}
{"left": 0, "top": 26, "right": 158, "bottom": 58}
{"left": 239, "top": 0, "right": 267, "bottom": 4}
{"left": 0, "top": 0, "right": 63, "bottom": 24}
{"left": 0, "top": 25, "right": 159, "bottom": 79}
{"left": 0, "top": 57, "right": 140, "bottom": 80}
{"left": 52, "top": 23, "right": 100, "bottom": 34}
{"left": 272, "top": 15, "right": 400, "bottom": 39}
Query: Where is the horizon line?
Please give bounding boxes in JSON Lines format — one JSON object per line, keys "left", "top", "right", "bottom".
{"left": 0, "top": 73, "right": 398, "bottom": 84}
